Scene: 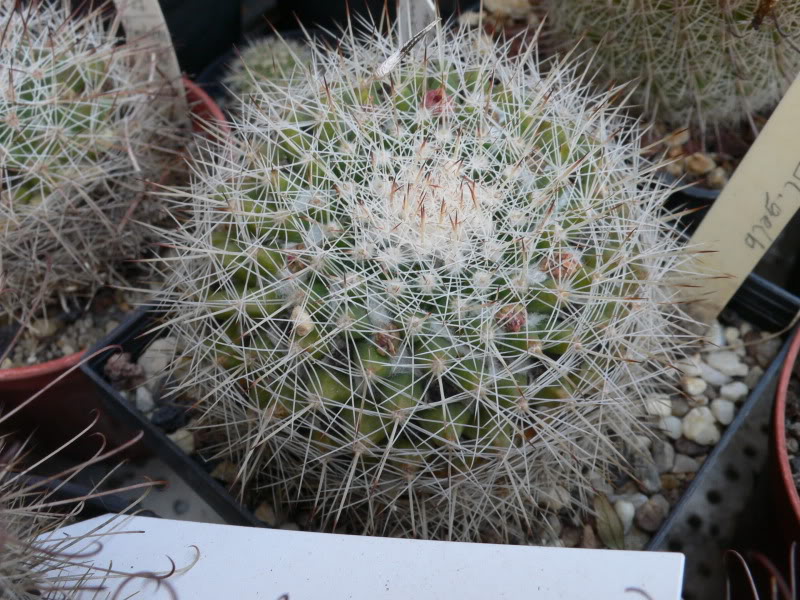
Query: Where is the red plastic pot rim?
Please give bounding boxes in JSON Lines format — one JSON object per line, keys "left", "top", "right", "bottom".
{"left": 774, "top": 327, "right": 800, "bottom": 525}
{"left": 0, "top": 77, "right": 226, "bottom": 381}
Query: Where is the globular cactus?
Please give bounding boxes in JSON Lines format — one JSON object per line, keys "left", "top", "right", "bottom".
{"left": 159, "top": 23, "right": 693, "bottom": 542}
{"left": 0, "top": 1, "right": 184, "bottom": 324}
{"left": 225, "top": 37, "right": 314, "bottom": 99}
{"left": 542, "top": 0, "right": 800, "bottom": 134}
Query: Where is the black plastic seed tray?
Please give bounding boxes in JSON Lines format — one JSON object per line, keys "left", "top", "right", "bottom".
{"left": 80, "top": 306, "right": 262, "bottom": 528}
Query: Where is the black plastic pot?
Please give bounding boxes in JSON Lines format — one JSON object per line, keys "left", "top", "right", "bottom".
{"left": 158, "top": 0, "right": 242, "bottom": 77}
{"left": 80, "top": 307, "right": 261, "bottom": 528}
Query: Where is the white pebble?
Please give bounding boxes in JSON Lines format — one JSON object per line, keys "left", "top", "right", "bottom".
{"left": 710, "top": 399, "right": 735, "bottom": 426}
{"left": 135, "top": 386, "right": 155, "bottom": 413}
{"left": 704, "top": 321, "right": 726, "bottom": 349}
{"left": 658, "top": 416, "right": 683, "bottom": 440}
{"left": 644, "top": 394, "right": 672, "bottom": 417}
{"left": 614, "top": 500, "right": 636, "bottom": 534}
{"left": 676, "top": 354, "right": 702, "bottom": 378}
{"left": 167, "top": 428, "right": 195, "bottom": 454}
{"left": 698, "top": 361, "right": 732, "bottom": 387}
{"left": 138, "top": 337, "right": 179, "bottom": 386}
{"left": 681, "top": 376, "right": 707, "bottom": 397}
{"left": 682, "top": 407, "right": 721, "bottom": 445}
{"left": 706, "top": 351, "right": 748, "bottom": 377}
{"left": 687, "top": 395, "right": 709, "bottom": 408}
{"left": 724, "top": 327, "right": 740, "bottom": 344}
{"left": 540, "top": 485, "right": 571, "bottom": 512}
{"left": 720, "top": 381, "right": 748, "bottom": 402}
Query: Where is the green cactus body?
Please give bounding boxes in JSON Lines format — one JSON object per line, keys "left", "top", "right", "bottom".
{"left": 225, "top": 37, "right": 314, "bottom": 99}
{"left": 0, "top": 1, "right": 184, "bottom": 323}
{"left": 162, "top": 25, "right": 692, "bottom": 541}
{"left": 543, "top": 0, "right": 800, "bottom": 132}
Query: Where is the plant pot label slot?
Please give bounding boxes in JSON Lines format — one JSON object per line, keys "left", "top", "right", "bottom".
{"left": 686, "top": 71, "right": 800, "bottom": 324}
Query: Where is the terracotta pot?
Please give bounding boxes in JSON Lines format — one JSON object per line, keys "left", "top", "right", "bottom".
{"left": 0, "top": 78, "right": 226, "bottom": 458}
{"left": 771, "top": 326, "right": 800, "bottom": 545}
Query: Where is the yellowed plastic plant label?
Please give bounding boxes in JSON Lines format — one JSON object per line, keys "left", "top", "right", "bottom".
{"left": 684, "top": 72, "right": 800, "bottom": 324}
{"left": 112, "top": 0, "right": 189, "bottom": 124}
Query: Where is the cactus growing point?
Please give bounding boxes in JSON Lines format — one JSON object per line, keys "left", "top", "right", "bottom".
{"left": 158, "top": 24, "right": 695, "bottom": 542}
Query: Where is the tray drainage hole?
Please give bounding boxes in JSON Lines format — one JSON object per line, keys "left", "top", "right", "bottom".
{"left": 687, "top": 514, "right": 703, "bottom": 530}
{"left": 706, "top": 490, "right": 722, "bottom": 505}
{"left": 667, "top": 539, "right": 683, "bottom": 552}
{"left": 743, "top": 445, "right": 758, "bottom": 459}
{"left": 724, "top": 465, "right": 740, "bottom": 481}
{"left": 698, "top": 562, "right": 713, "bottom": 577}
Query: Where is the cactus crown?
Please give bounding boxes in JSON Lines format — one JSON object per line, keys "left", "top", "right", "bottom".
{"left": 160, "top": 22, "right": 692, "bottom": 542}
{"left": 543, "top": 0, "right": 800, "bottom": 133}
{"left": 0, "top": 1, "right": 184, "bottom": 324}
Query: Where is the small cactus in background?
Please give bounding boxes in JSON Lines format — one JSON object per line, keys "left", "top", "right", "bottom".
{"left": 225, "top": 37, "right": 314, "bottom": 99}
{"left": 159, "top": 22, "right": 693, "bottom": 542}
{"left": 542, "top": 0, "right": 800, "bottom": 134}
{"left": 0, "top": 1, "right": 184, "bottom": 325}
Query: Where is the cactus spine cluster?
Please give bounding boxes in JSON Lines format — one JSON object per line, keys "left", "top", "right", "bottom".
{"left": 226, "top": 37, "right": 314, "bottom": 99}
{"left": 160, "top": 24, "right": 692, "bottom": 542}
{"left": 542, "top": 0, "right": 800, "bottom": 133}
{"left": 0, "top": 1, "right": 184, "bottom": 324}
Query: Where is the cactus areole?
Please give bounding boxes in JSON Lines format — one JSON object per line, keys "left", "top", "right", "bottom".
{"left": 162, "top": 23, "right": 692, "bottom": 542}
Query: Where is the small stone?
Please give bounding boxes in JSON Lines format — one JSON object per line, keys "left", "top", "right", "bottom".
{"left": 255, "top": 502, "right": 280, "bottom": 527}
{"left": 644, "top": 394, "right": 672, "bottom": 417}
{"left": 788, "top": 438, "right": 799, "bottom": 454}
{"left": 676, "top": 355, "right": 702, "bottom": 378}
{"left": 675, "top": 437, "right": 706, "bottom": 457}
{"left": 681, "top": 376, "right": 707, "bottom": 397}
{"left": 705, "top": 320, "right": 726, "bottom": 349}
{"left": 629, "top": 435, "right": 652, "bottom": 451}
{"left": 540, "top": 485, "right": 570, "bottom": 511}
{"left": 135, "top": 386, "right": 155, "bottom": 413}
{"left": 624, "top": 526, "right": 651, "bottom": 551}
{"left": 560, "top": 525, "right": 581, "bottom": 548}
{"left": 60, "top": 344, "right": 75, "bottom": 356}
{"left": 663, "top": 128, "right": 689, "bottom": 148}
{"left": 660, "top": 473, "right": 681, "bottom": 491}
{"left": 634, "top": 494, "right": 670, "bottom": 533}
{"left": 658, "top": 416, "right": 683, "bottom": 440}
{"left": 279, "top": 522, "right": 300, "bottom": 531}
{"left": 614, "top": 500, "right": 636, "bottom": 534}
{"left": 665, "top": 160, "right": 684, "bottom": 177}
{"left": 610, "top": 492, "right": 649, "bottom": 510}
{"left": 752, "top": 337, "right": 782, "bottom": 368}
{"left": 706, "top": 351, "right": 748, "bottom": 377}
{"left": 633, "top": 457, "right": 661, "bottom": 494}
{"left": 720, "top": 381, "right": 749, "bottom": 402}
{"left": 682, "top": 407, "right": 721, "bottom": 445}
{"left": 150, "top": 404, "right": 189, "bottom": 433}
{"left": 167, "top": 428, "right": 194, "bottom": 455}
{"left": 173, "top": 499, "right": 190, "bottom": 515}
{"left": 671, "top": 397, "right": 690, "bottom": 417}
{"left": 698, "top": 361, "right": 732, "bottom": 387}
{"left": 1, "top": 358, "right": 12, "bottom": 369}
{"left": 707, "top": 166, "right": 728, "bottom": 189}
{"left": 652, "top": 440, "right": 675, "bottom": 473}
{"left": 745, "top": 366, "right": 764, "bottom": 389}
{"left": 687, "top": 395, "right": 709, "bottom": 408}
{"left": 138, "top": 337, "right": 179, "bottom": 387}
{"left": 725, "top": 327, "right": 741, "bottom": 345}
{"left": 672, "top": 454, "right": 700, "bottom": 473}
{"left": 29, "top": 317, "right": 60, "bottom": 339}
{"left": 710, "top": 399, "right": 735, "bottom": 426}
{"left": 210, "top": 460, "right": 239, "bottom": 484}
{"left": 581, "top": 524, "right": 602, "bottom": 549}
{"left": 545, "top": 513, "right": 562, "bottom": 538}
{"left": 685, "top": 152, "right": 716, "bottom": 176}
{"left": 589, "top": 471, "right": 614, "bottom": 496}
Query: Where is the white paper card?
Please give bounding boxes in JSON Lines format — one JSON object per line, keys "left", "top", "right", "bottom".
{"left": 48, "top": 515, "right": 684, "bottom": 599}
